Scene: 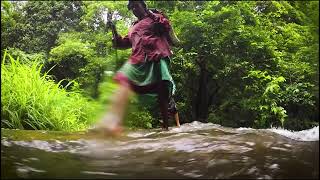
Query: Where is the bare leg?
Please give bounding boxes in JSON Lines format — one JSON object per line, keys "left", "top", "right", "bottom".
{"left": 158, "top": 81, "right": 169, "bottom": 131}
{"left": 94, "top": 84, "right": 133, "bottom": 135}
{"left": 175, "top": 112, "right": 181, "bottom": 127}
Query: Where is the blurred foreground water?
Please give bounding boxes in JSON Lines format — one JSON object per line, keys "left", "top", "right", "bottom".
{"left": 1, "top": 121, "right": 319, "bottom": 179}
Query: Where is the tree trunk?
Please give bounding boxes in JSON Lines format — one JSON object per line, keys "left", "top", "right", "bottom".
{"left": 195, "top": 59, "right": 209, "bottom": 123}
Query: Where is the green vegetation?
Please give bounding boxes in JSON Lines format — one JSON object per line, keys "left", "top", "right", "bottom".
{"left": 1, "top": 1, "right": 318, "bottom": 131}
{"left": 1, "top": 51, "right": 102, "bottom": 131}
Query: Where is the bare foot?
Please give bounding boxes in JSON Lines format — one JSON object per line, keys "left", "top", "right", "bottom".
{"left": 104, "top": 125, "right": 123, "bottom": 136}
{"left": 91, "top": 113, "right": 123, "bottom": 136}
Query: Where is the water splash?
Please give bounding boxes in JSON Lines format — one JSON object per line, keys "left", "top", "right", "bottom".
{"left": 2, "top": 122, "right": 318, "bottom": 179}
{"left": 268, "top": 126, "right": 319, "bottom": 142}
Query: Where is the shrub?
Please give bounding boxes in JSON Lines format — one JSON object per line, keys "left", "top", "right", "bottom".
{"left": 122, "top": 94, "right": 154, "bottom": 129}
{"left": 1, "top": 51, "right": 102, "bottom": 131}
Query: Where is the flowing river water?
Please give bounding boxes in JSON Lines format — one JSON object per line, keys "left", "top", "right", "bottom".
{"left": 1, "top": 121, "right": 319, "bottom": 179}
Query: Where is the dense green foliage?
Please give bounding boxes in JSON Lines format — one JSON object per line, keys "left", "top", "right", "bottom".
{"left": 1, "top": 51, "right": 102, "bottom": 131}
{"left": 164, "top": 1, "right": 319, "bottom": 129}
{"left": 1, "top": 1, "right": 318, "bottom": 131}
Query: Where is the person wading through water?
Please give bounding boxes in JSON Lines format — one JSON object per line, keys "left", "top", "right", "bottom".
{"left": 94, "top": 0, "right": 180, "bottom": 135}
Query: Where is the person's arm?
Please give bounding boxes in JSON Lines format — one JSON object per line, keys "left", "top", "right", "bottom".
{"left": 112, "top": 34, "right": 132, "bottom": 49}
{"left": 168, "top": 26, "right": 180, "bottom": 46}
{"left": 147, "top": 10, "right": 180, "bottom": 46}
{"left": 108, "top": 22, "right": 132, "bottom": 49}
{"left": 147, "top": 10, "right": 171, "bottom": 35}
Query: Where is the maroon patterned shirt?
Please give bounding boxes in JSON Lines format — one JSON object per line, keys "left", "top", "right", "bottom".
{"left": 113, "top": 12, "right": 173, "bottom": 64}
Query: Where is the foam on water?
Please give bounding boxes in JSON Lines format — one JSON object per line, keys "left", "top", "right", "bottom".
{"left": 268, "top": 126, "right": 319, "bottom": 141}
{"left": 236, "top": 127, "right": 254, "bottom": 131}
{"left": 127, "top": 132, "right": 156, "bottom": 138}
{"left": 167, "top": 121, "right": 220, "bottom": 133}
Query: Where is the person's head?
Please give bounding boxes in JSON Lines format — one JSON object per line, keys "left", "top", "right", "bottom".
{"left": 127, "top": 0, "right": 148, "bottom": 19}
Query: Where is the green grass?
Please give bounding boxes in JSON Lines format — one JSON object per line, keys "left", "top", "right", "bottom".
{"left": 1, "top": 51, "right": 102, "bottom": 131}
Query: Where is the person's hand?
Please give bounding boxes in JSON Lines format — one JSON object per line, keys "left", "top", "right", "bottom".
{"left": 107, "top": 21, "right": 115, "bottom": 30}
{"left": 107, "top": 21, "right": 118, "bottom": 39}
{"left": 147, "top": 9, "right": 153, "bottom": 17}
{"left": 147, "top": 9, "right": 158, "bottom": 21}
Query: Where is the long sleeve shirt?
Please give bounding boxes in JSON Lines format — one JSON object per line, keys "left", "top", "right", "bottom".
{"left": 112, "top": 12, "right": 173, "bottom": 64}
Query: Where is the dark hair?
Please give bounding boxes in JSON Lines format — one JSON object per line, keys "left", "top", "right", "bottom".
{"left": 127, "top": 0, "right": 147, "bottom": 10}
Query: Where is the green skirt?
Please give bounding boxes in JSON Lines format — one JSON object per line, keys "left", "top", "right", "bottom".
{"left": 116, "top": 57, "right": 176, "bottom": 97}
